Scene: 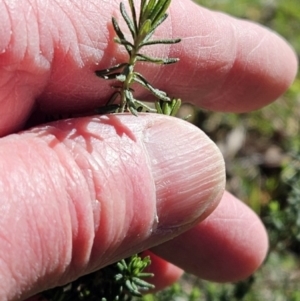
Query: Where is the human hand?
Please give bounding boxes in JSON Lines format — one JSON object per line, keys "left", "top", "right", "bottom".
{"left": 0, "top": 0, "right": 297, "bottom": 300}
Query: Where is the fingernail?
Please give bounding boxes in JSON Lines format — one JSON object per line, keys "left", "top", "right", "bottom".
{"left": 143, "top": 115, "right": 225, "bottom": 230}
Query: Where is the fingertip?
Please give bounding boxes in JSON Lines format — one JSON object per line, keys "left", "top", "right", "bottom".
{"left": 141, "top": 114, "right": 225, "bottom": 231}
{"left": 193, "top": 191, "right": 269, "bottom": 282}
{"left": 151, "top": 191, "right": 268, "bottom": 282}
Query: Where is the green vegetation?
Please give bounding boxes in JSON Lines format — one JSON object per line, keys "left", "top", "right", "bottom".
{"left": 95, "top": 0, "right": 181, "bottom": 116}
{"left": 42, "top": 254, "right": 154, "bottom": 301}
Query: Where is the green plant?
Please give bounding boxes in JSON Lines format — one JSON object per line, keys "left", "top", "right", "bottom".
{"left": 41, "top": 254, "right": 154, "bottom": 301}
{"left": 95, "top": 0, "right": 181, "bottom": 116}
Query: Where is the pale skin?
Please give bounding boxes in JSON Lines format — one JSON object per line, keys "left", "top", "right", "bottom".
{"left": 0, "top": 0, "right": 298, "bottom": 300}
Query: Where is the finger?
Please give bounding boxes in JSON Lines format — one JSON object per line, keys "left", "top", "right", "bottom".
{"left": 0, "top": 0, "right": 297, "bottom": 136}
{"left": 151, "top": 191, "right": 268, "bottom": 283}
{"left": 0, "top": 114, "right": 225, "bottom": 300}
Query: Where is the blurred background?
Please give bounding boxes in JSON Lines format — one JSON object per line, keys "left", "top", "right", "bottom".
{"left": 144, "top": 0, "right": 300, "bottom": 300}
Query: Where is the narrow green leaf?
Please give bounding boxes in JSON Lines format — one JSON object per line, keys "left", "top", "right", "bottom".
{"left": 139, "top": 0, "right": 148, "bottom": 28}
{"left": 162, "top": 100, "right": 171, "bottom": 115}
{"left": 122, "top": 64, "right": 134, "bottom": 79}
{"left": 140, "top": 0, "right": 156, "bottom": 27}
{"left": 114, "top": 273, "right": 123, "bottom": 281}
{"left": 142, "top": 13, "right": 168, "bottom": 43}
{"left": 112, "top": 17, "right": 132, "bottom": 55}
{"left": 112, "top": 17, "right": 125, "bottom": 41}
{"left": 95, "top": 72, "right": 122, "bottom": 80}
{"left": 95, "top": 104, "right": 120, "bottom": 114}
{"left": 155, "top": 100, "right": 163, "bottom": 114}
{"left": 151, "top": 0, "right": 171, "bottom": 28}
{"left": 136, "top": 53, "right": 164, "bottom": 64}
{"left": 124, "top": 89, "right": 139, "bottom": 116}
{"left": 120, "top": 2, "right": 136, "bottom": 39}
{"left": 155, "top": 98, "right": 182, "bottom": 116}
{"left": 114, "top": 37, "right": 134, "bottom": 50}
{"left": 124, "top": 89, "right": 136, "bottom": 107}
{"left": 169, "top": 98, "right": 182, "bottom": 116}
{"left": 125, "top": 280, "right": 141, "bottom": 297}
{"left": 129, "top": 105, "right": 139, "bottom": 116}
{"left": 139, "top": 19, "right": 152, "bottom": 40}
{"left": 106, "top": 91, "right": 121, "bottom": 105}
{"left": 136, "top": 53, "right": 179, "bottom": 65}
{"left": 95, "top": 63, "right": 127, "bottom": 76}
{"left": 163, "top": 58, "right": 180, "bottom": 64}
{"left": 117, "top": 260, "right": 127, "bottom": 271}
{"left": 138, "top": 272, "right": 155, "bottom": 277}
{"left": 145, "top": 0, "right": 157, "bottom": 16}
{"left": 134, "top": 73, "right": 171, "bottom": 101}
{"left": 128, "top": 0, "right": 138, "bottom": 33}
{"left": 140, "top": 37, "right": 181, "bottom": 47}
{"left": 148, "top": 0, "right": 167, "bottom": 21}
{"left": 132, "top": 277, "right": 155, "bottom": 289}
{"left": 134, "top": 100, "right": 156, "bottom": 112}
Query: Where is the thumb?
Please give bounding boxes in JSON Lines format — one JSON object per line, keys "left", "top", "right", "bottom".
{"left": 0, "top": 114, "right": 224, "bottom": 300}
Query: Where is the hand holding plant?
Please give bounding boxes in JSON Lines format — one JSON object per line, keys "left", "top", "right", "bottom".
{"left": 0, "top": 0, "right": 296, "bottom": 300}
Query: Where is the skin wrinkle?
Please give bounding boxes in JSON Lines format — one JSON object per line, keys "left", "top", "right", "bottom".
{"left": 2, "top": 1, "right": 16, "bottom": 53}
{"left": 207, "top": 19, "right": 285, "bottom": 111}
{"left": 202, "top": 21, "right": 238, "bottom": 102}
{"left": 12, "top": 1, "right": 33, "bottom": 61}
{"left": 201, "top": 14, "right": 236, "bottom": 98}
{"left": 24, "top": 208, "right": 49, "bottom": 289}
{"left": 23, "top": 138, "right": 73, "bottom": 277}
{"left": 207, "top": 215, "right": 263, "bottom": 257}
{"left": 202, "top": 193, "right": 264, "bottom": 246}
{"left": 34, "top": 0, "right": 114, "bottom": 112}
{"left": 0, "top": 1, "right": 12, "bottom": 50}
{"left": 22, "top": 2, "right": 53, "bottom": 73}
{"left": 0, "top": 137, "right": 73, "bottom": 296}
{"left": 157, "top": 154, "right": 219, "bottom": 191}
{"left": 49, "top": 116, "right": 156, "bottom": 271}
{"left": 183, "top": 171, "right": 224, "bottom": 197}
{"left": 168, "top": 3, "right": 191, "bottom": 91}
{"left": 0, "top": 260, "right": 17, "bottom": 301}
{"left": 0, "top": 2, "right": 52, "bottom": 134}
{"left": 52, "top": 1, "right": 82, "bottom": 60}
{"left": 246, "top": 33, "right": 267, "bottom": 59}
{"left": 153, "top": 3, "right": 177, "bottom": 87}
{"left": 37, "top": 2, "right": 57, "bottom": 62}
{"left": 64, "top": 140, "right": 97, "bottom": 201}
{"left": 58, "top": 1, "right": 101, "bottom": 66}
{"left": 117, "top": 151, "right": 147, "bottom": 243}
{"left": 82, "top": 1, "right": 117, "bottom": 59}
{"left": 177, "top": 11, "right": 235, "bottom": 97}
{"left": 33, "top": 130, "right": 94, "bottom": 271}
{"left": 143, "top": 116, "right": 224, "bottom": 229}
{"left": 103, "top": 152, "right": 127, "bottom": 249}
{"left": 24, "top": 5, "right": 34, "bottom": 62}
